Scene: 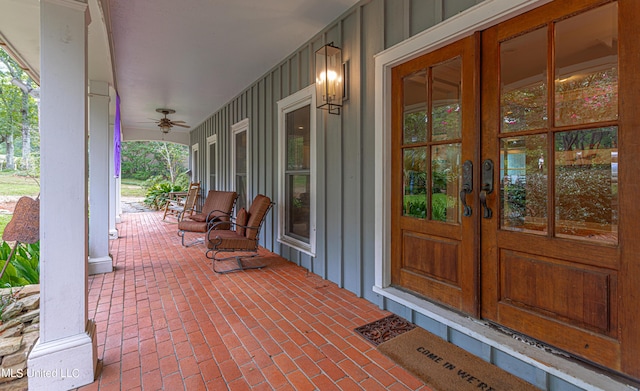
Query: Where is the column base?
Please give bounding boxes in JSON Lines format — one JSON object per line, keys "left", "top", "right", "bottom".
{"left": 109, "top": 229, "right": 119, "bottom": 240}
{"left": 27, "top": 320, "right": 98, "bottom": 391}
{"left": 88, "top": 255, "right": 113, "bottom": 275}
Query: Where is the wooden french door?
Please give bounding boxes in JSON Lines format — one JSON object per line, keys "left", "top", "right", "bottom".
{"left": 481, "top": 0, "right": 639, "bottom": 378}
{"left": 392, "top": 0, "right": 640, "bottom": 380}
{"left": 391, "top": 35, "right": 480, "bottom": 316}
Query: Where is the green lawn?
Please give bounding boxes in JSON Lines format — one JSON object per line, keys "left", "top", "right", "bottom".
{"left": 0, "top": 171, "right": 146, "bottom": 197}
{"left": 0, "top": 215, "right": 11, "bottom": 238}
{"left": 0, "top": 172, "right": 147, "bottom": 236}
{"left": 121, "top": 183, "right": 146, "bottom": 197}
{"left": 0, "top": 171, "right": 40, "bottom": 197}
{"left": 121, "top": 178, "right": 147, "bottom": 197}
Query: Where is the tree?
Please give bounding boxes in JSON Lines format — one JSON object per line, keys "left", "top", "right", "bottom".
{"left": 120, "top": 141, "right": 188, "bottom": 182}
{"left": 157, "top": 142, "right": 187, "bottom": 183}
{"left": 0, "top": 48, "right": 39, "bottom": 171}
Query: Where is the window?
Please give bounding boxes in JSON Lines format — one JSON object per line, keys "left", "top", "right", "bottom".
{"left": 277, "top": 85, "right": 316, "bottom": 255}
{"left": 206, "top": 135, "right": 217, "bottom": 190}
{"left": 231, "top": 119, "right": 249, "bottom": 211}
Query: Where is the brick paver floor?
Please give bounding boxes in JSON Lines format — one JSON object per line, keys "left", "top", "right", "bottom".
{"left": 77, "top": 210, "right": 431, "bottom": 390}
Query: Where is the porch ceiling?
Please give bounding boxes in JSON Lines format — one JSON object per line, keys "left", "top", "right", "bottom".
{"left": 0, "top": 0, "right": 359, "bottom": 143}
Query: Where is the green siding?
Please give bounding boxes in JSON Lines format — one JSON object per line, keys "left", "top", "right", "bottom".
{"left": 189, "top": 0, "right": 481, "bottom": 300}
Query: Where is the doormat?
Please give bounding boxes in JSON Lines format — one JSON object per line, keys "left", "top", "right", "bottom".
{"left": 377, "top": 327, "right": 540, "bottom": 391}
{"left": 354, "top": 314, "right": 416, "bottom": 346}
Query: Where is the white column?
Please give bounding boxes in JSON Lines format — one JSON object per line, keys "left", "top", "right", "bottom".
{"left": 88, "top": 80, "right": 113, "bottom": 274}
{"left": 108, "top": 118, "right": 118, "bottom": 239}
{"left": 28, "top": 1, "right": 97, "bottom": 390}
{"left": 116, "top": 175, "right": 122, "bottom": 222}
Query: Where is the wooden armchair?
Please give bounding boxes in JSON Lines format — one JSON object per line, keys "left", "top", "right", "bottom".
{"left": 177, "top": 190, "right": 238, "bottom": 246}
{"left": 206, "top": 194, "right": 275, "bottom": 274}
{"left": 163, "top": 182, "right": 200, "bottom": 221}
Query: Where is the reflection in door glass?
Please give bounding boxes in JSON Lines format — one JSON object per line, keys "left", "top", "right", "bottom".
{"left": 403, "top": 147, "right": 427, "bottom": 218}
{"left": 431, "top": 144, "right": 460, "bottom": 223}
{"left": 403, "top": 71, "right": 428, "bottom": 144}
{"left": 554, "top": 3, "right": 618, "bottom": 127}
{"left": 432, "top": 58, "right": 461, "bottom": 141}
{"left": 500, "top": 27, "right": 548, "bottom": 133}
{"left": 500, "top": 135, "right": 548, "bottom": 233}
{"left": 554, "top": 127, "right": 618, "bottom": 244}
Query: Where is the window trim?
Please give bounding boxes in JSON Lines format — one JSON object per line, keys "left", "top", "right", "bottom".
{"left": 277, "top": 85, "right": 317, "bottom": 256}
{"left": 191, "top": 143, "right": 199, "bottom": 183}
{"left": 231, "top": 118, "right": 250, "bottom": 209}
{"left": 206, "top": 134, "right": 217, "bottom": 191}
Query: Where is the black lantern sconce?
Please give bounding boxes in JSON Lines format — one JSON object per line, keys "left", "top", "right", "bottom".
{"left": 315, "top": 43, "right": 345, "bottom": 115}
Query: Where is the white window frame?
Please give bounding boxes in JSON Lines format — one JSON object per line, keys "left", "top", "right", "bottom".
{"left": 231, "top": 118, "right": 250, "bottom": 209}
{"left": 277, "top": 84, "right": 317, "bottom": 256}
{"left": 206, "top": 134, "right": 218, "bottom": 191}
{"left": 191, "top": 143, "right": 199, "bottom": 183}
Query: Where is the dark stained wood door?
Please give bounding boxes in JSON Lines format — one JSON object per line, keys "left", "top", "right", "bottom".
{"left": 480, "top": 0, "right": 640, "bottom": 379}
{"left": 391, "top": 35, "right": 480, "bottom": 316}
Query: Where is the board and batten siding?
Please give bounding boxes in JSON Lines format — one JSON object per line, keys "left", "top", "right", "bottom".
{"left": 186, "top": 1, "right": 637, "bottom": 389}
{"left": 189, "top": 0, "right": 483, "bottom": 302}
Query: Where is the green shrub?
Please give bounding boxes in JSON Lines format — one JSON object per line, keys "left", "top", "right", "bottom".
{"left": 404, "top": 193, "right": 454, "bottom": 222}
{"left": 432, "top": 194, "right": 448, "bottom": 221}
{"left": 0, "top": 241, "right": 40, "bottom": 288}
{"left": 143, "top": 182, "right": 186, "bottom": 210}
{"left": 174, "top": 172, "right": 190, "bottom": 189}
{"left": 142, "top": 175, "right": 169, "bottom": 190}
{"left": 405, "top": 199, "right": 427, "bottom": 219}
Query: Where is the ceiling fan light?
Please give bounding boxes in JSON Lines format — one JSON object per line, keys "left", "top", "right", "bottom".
{"left": 160, "top": 123, "right": 171, "bottom": 133}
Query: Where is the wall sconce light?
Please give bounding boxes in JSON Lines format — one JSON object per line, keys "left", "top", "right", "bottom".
{"left": 315, "top": 43, "right": 344, "bottom": 115}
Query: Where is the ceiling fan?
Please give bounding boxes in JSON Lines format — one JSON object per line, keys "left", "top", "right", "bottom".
{"left": 153, "top": 108, "right": 190, "bottom": 133}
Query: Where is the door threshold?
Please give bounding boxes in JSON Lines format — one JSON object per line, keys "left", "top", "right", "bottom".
{"left": 373, "top": 286, "right": 638, "bottom": 391}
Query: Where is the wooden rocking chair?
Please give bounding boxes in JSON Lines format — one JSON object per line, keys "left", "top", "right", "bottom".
{"left": 177, "top": 190, "right": 238, "bottom": 246}
{"left": 163, "top": 182, "right": 200, "bottom": 221}
{"left": 206, "top": 194, "right": 274, "bottom": 274}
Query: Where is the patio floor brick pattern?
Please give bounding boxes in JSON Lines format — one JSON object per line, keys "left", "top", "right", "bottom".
{"left": 74, "top": 211, "right": 432, "bottom": 390}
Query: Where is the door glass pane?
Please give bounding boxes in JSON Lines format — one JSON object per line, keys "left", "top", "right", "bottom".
{"left": 403, "top": 71, "right": 428, "bottom": 144}
{"left": 286, "top": 174, "right": 310, "bottom": 241}
{"left": 431, "top": 144, "right": 460, "bottom": 223}
{"left": 554, "top": 127, "right": 618, "bottom": 244}
{"left": 432, "top": 58, "right": 461, "bottom": 141}
{"left": 554, "top": 3, "right": 618, "bottom": 127}
{"left": 403, "top": 147, "right": 427, "bottom": 218}
{"left": 500, "top": 27, "right": 548, "bottom": 133}
{"left": 500, "top": 135, "right": 548, "bottom": 233}
{"left": 235, "top": 131, "right": 247, "bottom": 210}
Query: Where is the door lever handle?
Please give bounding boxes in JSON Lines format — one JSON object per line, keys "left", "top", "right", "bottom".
{"left": 480, "top": 159, "right": 494, "bottom": 219}
{"left": 460, "top": 160, "right": 473, "bottom": 217}
{"left": 479, "top": 188, "right": 492, "bottom": 219}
